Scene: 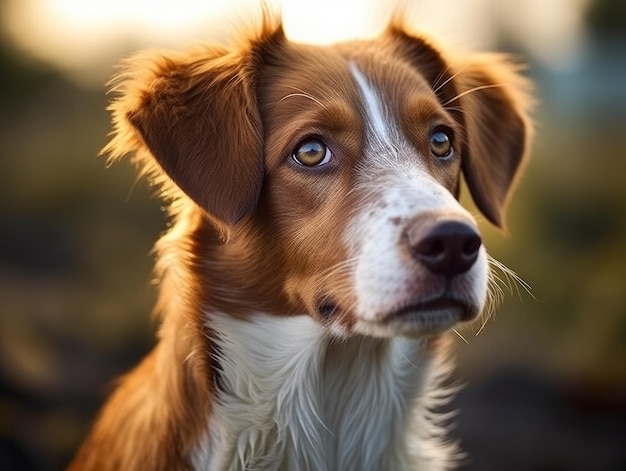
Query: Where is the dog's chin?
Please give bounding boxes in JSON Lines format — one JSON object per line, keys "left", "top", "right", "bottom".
{"left": 352, "top": 299, "right": 480, "bottom": 339}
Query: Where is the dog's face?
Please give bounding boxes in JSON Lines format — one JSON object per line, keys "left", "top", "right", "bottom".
{"left": 108, "top": 22, "right": 531, "bottom": 339}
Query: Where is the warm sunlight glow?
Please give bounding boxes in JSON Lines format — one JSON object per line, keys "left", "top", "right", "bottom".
{"left": 51, "top": 0, "right": 221, "bottom": 30}
{"left": 2, "top": 0, "right": 592, "bottom": 86}
{"left": 3, "top": 0, "right": 243, "bottom": 69}
{"left": 282, "top": 0, "right": 392, "bottom": 45}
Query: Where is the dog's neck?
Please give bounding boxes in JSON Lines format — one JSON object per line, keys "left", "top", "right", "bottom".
{"left": 190, "top": 311, "right": 452, "bottom": 471}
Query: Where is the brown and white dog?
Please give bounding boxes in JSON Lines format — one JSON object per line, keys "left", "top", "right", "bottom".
{"left": 69, "top": 15, "right": 532, "bottom": 471}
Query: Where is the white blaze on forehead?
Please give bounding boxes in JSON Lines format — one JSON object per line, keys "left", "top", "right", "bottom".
{"left": 349, "top": 62, "right": 393, "bottom": 145}
{"left": 345, "top": 62, "right": 488, "bottom": 337}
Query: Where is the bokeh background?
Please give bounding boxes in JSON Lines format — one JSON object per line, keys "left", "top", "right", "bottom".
{"left": 1, "top": 0, "right": 625, "bottom": 469}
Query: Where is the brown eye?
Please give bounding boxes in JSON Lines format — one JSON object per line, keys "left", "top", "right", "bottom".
{"left": 430, "top": 129, "right": 453, "bottom": 159}
{"left": 293, "top": 139, "right": 332, "bottom": 167}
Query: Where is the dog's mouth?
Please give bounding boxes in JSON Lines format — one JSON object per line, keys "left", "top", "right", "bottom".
{"left": 371, "top": 296, "right": 479, "bottom": 337}
{"left": 316, "top": 295, "right": 478, "bottom": 337}
{"left": 386, "top": 297, "right": 476, "bottom": 323}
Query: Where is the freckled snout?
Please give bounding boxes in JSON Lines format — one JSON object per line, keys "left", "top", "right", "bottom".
{"left": 405, "top": 218, "right": 482, "bottom": 278}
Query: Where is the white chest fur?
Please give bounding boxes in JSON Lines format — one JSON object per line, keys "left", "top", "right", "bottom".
{"left": 191, "top": 313, "right": 452, "bottom": 471}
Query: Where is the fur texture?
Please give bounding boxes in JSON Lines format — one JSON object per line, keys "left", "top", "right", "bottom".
{"left": 69, "top": 15, "right": 532, "bottom": 471}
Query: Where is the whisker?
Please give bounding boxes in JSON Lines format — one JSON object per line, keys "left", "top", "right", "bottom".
{"left": 475, "top": 255, "right": 534, "bottom": 336}
{"left": 489, "top": 270, "right": 513, "bottom": 295}
{"left": 316, "top": 258, "right": 359, "bottom": 281}
{"left": 477, "top": 280, "right": 503, "bottom": 334}
{"left": 475, "top": 316, "right": 489, "bottom": 337}
{"left": 399, "top": 348, "right": 426, "bottom": 373}
{"left": 431, "top": 64, "right": 452, "bottom": 93}
{"left": 442, "top": 83, "right": 508, "bottom": 107}
{"left": 453, "top": 329, "right": 469, "bottom": 344}
{"left": 277, "top": 92, "right": 325, "bottom": 108}
{"left": 488, "top": 256, "right": 534, "bottom": 300}
{"left": 442, "top": 106, "right": 465, "bottom": 115}
{"left": 433, "top": 63, "right": 469, "bottom": 95}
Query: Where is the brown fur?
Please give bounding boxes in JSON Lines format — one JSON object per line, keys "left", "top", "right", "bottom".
{"left": 69, "top": 16, "right": 531, "bottom": 471}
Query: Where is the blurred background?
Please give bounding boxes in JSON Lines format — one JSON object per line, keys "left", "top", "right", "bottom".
{"left": 0, "top": 0, "right": 625, "bottom": 469}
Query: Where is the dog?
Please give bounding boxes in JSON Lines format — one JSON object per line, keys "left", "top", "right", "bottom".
{"left": 68, "top": 14, "right": 532, "bottom": 471}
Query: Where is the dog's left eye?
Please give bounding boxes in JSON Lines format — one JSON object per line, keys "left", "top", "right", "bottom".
{"left": 292, "top": 139, "right": 332, "bottom": 167}
{"left": 430, "top": 129, "right": 453, "bottom": 159}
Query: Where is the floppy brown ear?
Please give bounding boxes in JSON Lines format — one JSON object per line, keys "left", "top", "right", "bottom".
{"left": 105, "top": 25, "right": 284, "bottom": 226}
{"left": 127, "top": 53, "right": 262, "bottom": 225}
{"left": 385, "top": 25, "right": 532, "bottom": 228}
{"left": 453, "top": 56, "right": 532, "bottom": 228}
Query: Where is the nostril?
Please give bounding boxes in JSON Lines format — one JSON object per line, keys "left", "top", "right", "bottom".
{"left": 416, "top": 237, "right": 445, "bottom": 257}
{"left": 410, "top": 220, "right": 482, "bottom": 277}
{"left": 462, "top": 233, "right": 482, "bottom": 257}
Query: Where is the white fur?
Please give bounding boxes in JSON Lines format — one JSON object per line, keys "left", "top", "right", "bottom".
{"left": 192, "top": 312, "right": 450, "bottom": 471}
{"left": 191, "top": 65, "right": 488, "bottom": 471}
{"left": 344, "top": 66, "right": 489, "bottom": 338}
{"left": 349, "top": 62, "right": 395, "bottom": 146}
{"left": 348, "top": 168, "right": 488, "bottom": 337}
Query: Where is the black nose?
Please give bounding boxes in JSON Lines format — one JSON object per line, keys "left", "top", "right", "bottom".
{"left": 411, "top": 221, "right": 482, "bottom": 277}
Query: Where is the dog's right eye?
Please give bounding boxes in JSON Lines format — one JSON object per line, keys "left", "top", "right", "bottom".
{"left": 292, "top": 139, "right": 332, "bottom": 167}
{"left": 429, "top": 128, "right": 454, "bottom": 159}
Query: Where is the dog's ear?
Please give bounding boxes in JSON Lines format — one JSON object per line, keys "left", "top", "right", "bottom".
{"left": 126, "top": 52, "right": 263, "bottom": 226}
{"left": 386, "top": 24, "right": 532, "bottom": 229}
{"left": 105, "top": 24, "right": 285, "bottom": 226}
{"left": 453, "top": 55, "right": 532, "bottom": 229}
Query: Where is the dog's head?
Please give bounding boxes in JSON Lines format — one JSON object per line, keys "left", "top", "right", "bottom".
{"left": 106, "top": 19, "right": 531, "bottom": 338}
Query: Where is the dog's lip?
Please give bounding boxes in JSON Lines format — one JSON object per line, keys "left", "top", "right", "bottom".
{"left": 385, "top": 297, "right": 475, "bottom": 323}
